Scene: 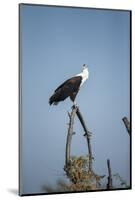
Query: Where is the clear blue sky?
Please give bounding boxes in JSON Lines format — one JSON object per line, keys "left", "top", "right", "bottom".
{"left": 20, "top": 4, "right": 130, "bottom": 195}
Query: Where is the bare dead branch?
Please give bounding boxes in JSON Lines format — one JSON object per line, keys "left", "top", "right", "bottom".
{"left": 106, "top": 159, "right": 113, "bottom": 189}
{"left": 75, "top": 106, "right": 93, "bottom": 172}
{"left": 122, "top": 117, "right": 130, "bottom": 135}
{"left": 65, "top": 106, "right": 78, "bottom": 171}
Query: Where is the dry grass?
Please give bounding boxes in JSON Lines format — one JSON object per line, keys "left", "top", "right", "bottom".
{"left": 64, "top": 155, "right": 103, "bottom": 191}
{"left": 43, "top": 156, "right": 105, "bottom": 193}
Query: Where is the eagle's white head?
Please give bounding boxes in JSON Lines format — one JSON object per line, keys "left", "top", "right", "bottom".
{"left": 82, "top": 64, "right": 89, "bottom": 81}
{"left": 82, "top": 64, "right": 88, "bottom": 70}
{"left": 75, "top": 64, "right": 89, "bottom": 87}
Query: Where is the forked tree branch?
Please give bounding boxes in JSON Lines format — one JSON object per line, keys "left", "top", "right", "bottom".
{"left": 65, "top": 105, "right": 93, "bottom": 173}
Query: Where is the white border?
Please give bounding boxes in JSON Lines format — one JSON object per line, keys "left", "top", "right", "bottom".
{"left": 0, "top": 1, "right": 134, "bottom": 200}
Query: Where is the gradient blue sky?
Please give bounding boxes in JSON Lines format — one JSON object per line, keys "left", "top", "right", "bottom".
{"left": 20, "top": 4, "right": 130, "bottom": 195}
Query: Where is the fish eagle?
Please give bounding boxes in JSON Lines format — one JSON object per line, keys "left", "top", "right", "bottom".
{"left": 49, "top": 64, "right": 89, "bottom": 105}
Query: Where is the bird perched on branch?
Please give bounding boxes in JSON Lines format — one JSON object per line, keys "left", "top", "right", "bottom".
{"left": 49, "top": 64, "right": 89, "bottom": 105}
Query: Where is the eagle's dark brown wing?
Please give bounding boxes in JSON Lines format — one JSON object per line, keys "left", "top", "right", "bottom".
{"left": 49, "top": 76, "right": 82, "bottom": 105}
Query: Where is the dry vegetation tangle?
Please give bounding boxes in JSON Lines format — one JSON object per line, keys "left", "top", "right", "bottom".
{"left": 64, "top": 156, "right": 104, "bottom": 191}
